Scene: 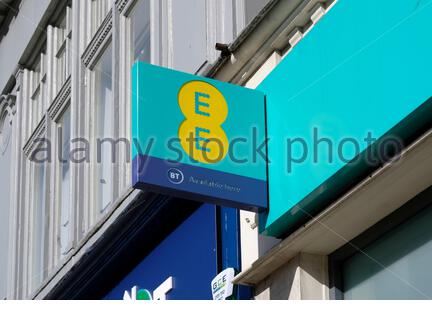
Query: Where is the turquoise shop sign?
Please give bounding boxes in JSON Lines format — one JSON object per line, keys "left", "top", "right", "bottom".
{"left": 260, "top": 0, "right": 432, "bottom": 237}
{"left": 132, "top": 62, "right": 267, "bottom": 211}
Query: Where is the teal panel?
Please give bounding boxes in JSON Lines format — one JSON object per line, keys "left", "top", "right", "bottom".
{"left": 132, "top": 62, "right": 266, "bottom": 180}
{"left": 260, "top": 0, "right": 432, "bottom": 237}
{"left": 132, "top": 62, "right": 268, "bottom": 210}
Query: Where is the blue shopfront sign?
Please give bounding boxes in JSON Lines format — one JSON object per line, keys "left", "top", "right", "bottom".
{"left": 104, "top": 204, "right": 218, "bottom": 300}
{"left": 131, "top": 63, "right": 267, "bottom": 212}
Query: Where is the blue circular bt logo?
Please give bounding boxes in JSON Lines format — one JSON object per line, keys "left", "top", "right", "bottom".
{"left": 167, "top": 168, "right": 184, "bottom": 184}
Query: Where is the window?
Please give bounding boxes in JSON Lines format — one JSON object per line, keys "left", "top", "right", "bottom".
{"left": 27, "top": 53, "right": 47, "bottom": 142}
{"left": 170, "top": 0, "right": 207, "bottom": 72}
{"left": 20, "top": 50, "right": 49, "bottom": 293}
{"left": 233, "top": 0, "right": 272, "bottom": 37}
{"left": 94, "top": 43, "right": 113, "bottom": 215}
{"left": 32, "top": 162, "right": 46, "bottom": 290}
{"left": 90, "top": 0, "right": 112, "bottom": 39}
{"left": 130, "top": 0, "right": 151, "bottom": 63}
{"left": 342, "top": 205, "right": 432, "bottom": 299}
{"left": 54, "top": 6, "right": 72, "bottom": 93}
{"left": 244, "top": 0, "right": 271, "bottom": 26}
{"left": 59, "top": 107, "right": 72, "bottom": 256}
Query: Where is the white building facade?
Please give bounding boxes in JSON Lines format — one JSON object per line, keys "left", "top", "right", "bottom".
{"left": 0, "top": 0, "right": 277, "bottom": 299}
{"left": 2, "top": 0, "right": 431, "bottom": 300}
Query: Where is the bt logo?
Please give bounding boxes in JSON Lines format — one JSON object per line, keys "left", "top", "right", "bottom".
{"left": 167, "top": 168, "right": 184, "bottom": 184}
{"left": 178, "top": 81, "right": 229, "bottom": 164}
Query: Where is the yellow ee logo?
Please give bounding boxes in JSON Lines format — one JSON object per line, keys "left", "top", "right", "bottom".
{"left": 178, "top": 81, "right": 229, "bottom": 164}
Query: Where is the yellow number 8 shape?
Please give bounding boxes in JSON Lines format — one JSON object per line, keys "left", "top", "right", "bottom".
{"left": 178, "top": 80, "right": 229, "bottom": 164}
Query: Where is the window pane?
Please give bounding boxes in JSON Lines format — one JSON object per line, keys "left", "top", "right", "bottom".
{"left": 245, "top": 0, "right": 271, "bottom": 26}
{"left": 171, "top": 0, "right": 207, "bottom": 73}
{"left": 60, "top": 108, "right": 71, "bottom": 256}
{"left": 95, "top": 44, "right": 113, "bottom": 215}
{"left": 343, "top": 205, "right": 432, "bottom": 299}
{"left": 130, "top": 0, "right": 151, "bottom": 62}
{"left": 33, "top": 163, "right": 46, "bottom": 290}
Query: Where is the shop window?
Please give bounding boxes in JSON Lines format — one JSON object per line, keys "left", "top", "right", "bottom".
{"left": 338, "top": 203, "right": 432, "bottom": 299}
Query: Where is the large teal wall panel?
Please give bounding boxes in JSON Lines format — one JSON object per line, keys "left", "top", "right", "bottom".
{"left": 260, "top": 0, "right": 432, "bottom": 237}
